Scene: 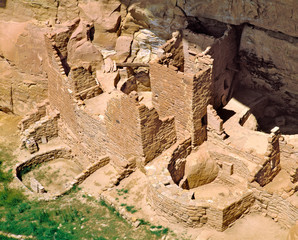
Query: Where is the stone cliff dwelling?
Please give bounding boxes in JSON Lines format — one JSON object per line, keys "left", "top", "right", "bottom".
{"left": 0, "top": 0, "right": 297, "bottom": 239}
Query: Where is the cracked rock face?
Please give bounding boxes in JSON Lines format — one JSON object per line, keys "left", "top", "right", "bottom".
{"left": 237, "top": 25, "right": 298, "bottom": 116}
{"left": 0, "top": 0, "right": 297, "bottom": 117}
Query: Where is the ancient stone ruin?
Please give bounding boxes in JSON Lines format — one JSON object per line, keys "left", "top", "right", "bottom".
{"left": 0, "top": 0, "right": 297, "bottom": 238}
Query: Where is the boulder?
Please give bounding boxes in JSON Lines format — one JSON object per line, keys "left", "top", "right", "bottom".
{"left": 180, "top": 149, "right": 219, "bottom": 189}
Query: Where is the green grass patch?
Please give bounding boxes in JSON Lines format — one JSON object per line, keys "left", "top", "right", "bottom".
{"left": 0, "top": 147, "right": 174, "bottom": 240}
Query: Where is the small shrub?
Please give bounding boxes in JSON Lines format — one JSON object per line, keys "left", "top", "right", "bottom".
{"left": 0, "top": 161, "right": 13, "bottom": 183}
{"left": 0, "top": 186, "right": 25, "bottom": 207}
{"left": 125, "top": 205, "right": 137, "bottom": 214}
{"left": 18, "top": 202, "right": 31, "bottom": 213}
{"left": 138, "top": 218, "right": 149, "bottom": 226}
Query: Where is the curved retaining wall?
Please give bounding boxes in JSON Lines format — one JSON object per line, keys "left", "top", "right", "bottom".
{"left": 146, "top": 170, "right": 255, "bottom": 231}
{"left": 15, "top": 147, "right": 72, "bottom": 180}
{"left": 15, "top": 147, "right": 110, "bottom": 199}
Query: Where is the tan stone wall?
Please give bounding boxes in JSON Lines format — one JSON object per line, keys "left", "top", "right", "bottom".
{"left": 207, "top": 104, "right": 223, "bottom": 134}
{"left": 147, "top": 176, "right": 208, "bottom": 228}
{"left": 15, "top": 147, "right": 72, "bottom": 180}
{"left": 192, "top": 68, "right": 212, "bottom": 146}
{"left": 168, "top": 138, "right": 192, "bottom": 185}
{"left": 221, "top": 192, "right": 255, "bottom": 230}
{"left": 210, "top": 26, "right": 238, "bottom": 108}
{"left": 138, "top": 104, "right": 176, "bottom": 164}
{"left": 22, "top": 111, "right": 59, "bottom": 144}
{"left": 147, "top": 168, "right": 255, "bottom": 231}
{"left": 44, "top": 35, "right": 78, "bottom": 135}
{"left": 74, "top": 156, "right": 110, "bottom": 185}
{"left": 250, "top": 183, "right": 298, "bottom": 229}
{"left": 73, "top": 108, "right": 107, "bottom": 161}
{"left": 18, "top": 100, "right": 49, "bottom": 131}
{"left": 104, "top": 93, "right": 142, "bottom": 167}
{"left": 69, "top": 67, "right": 98, "bottom": 93}
{"left": 45, "top": 35, "right": 107, "bottom": 163}
{"left": 253, "top": 128, "right": 281, "bottom": 186}
{"left": 150, "top": 63, "right": 193, "bottom": 142}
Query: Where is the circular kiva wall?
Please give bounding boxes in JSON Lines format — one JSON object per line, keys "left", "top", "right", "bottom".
{"left": 146, "top": 141, "right": 255, "bottom": 231}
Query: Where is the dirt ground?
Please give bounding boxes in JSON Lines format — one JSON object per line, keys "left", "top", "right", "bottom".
{"left": 84, "top": 169, "right": 290, "bottom": 240}
{"left": 0, "top": 112, "right": 294, "bottom": 240}
{"left": 22, "top": 157, "right": 83, "bottom": 193}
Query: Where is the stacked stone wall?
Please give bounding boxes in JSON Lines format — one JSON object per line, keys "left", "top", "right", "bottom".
{"left": 250, "top": 183, "right": 298, "bottom": 229}
{"left": 22, "top": 110, "right": 59, "bottom": 144}
{"left": 138, "top": 104, "right": 176, "bottom": 164}
{"left": 210, "top": 26, "right": 238, "bottom": 108}
{"left": 74, "top": 107, "right": 107, "bottom": 161}
{"left": 44, "top": 35, "right": 78, "bottom": 135}
{"left": 73, "top": 156, "right": 110, "bottom": 185}
{"left": 147, "top": 176, "right": 208, "bottom": 228}
{"left": 147, "top": 169, "right": 255, "bottom": 231}
{"left": 18, "top": 100, "right": 49, "bottom": 131}
{"left": 253, "top": 127, "right": 281, "bottom": 186}
{"left": 150, "top": 63, "right": 193, "bottom": 142}
{"left": 207, "top": 104, "right": 224, "bottom": 134}
{"left": 15, "top": 147, "right": 72, "bottom": 179}
{"left": 104, "top": 94, "right": 142, "bottom": 167}
{"left": 192, "top": 68, "right": 212, "bottom": 146}
{"left": 45, "top": 35, "right": 107, "bottom": 163}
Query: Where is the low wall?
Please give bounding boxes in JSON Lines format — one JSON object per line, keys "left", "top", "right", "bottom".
{"left": 18, "top": 100, "right": 49, "bottom": 131}
{"left": 15, "top": 147, "right": 72, "bottom": 180}
{"left": 168, "top": 138, "right": 192, "bottom": 185}
{"left": 22, "top": 110, "right": 60, "bottom": 144}
{"left": 15, "top": 148, "right": 110, "bottom": 199}
{"left": 250, "top": 183, "right": 298, "bottom": 229}
{"left": 73, "top": 156, "right": 110, "bottom": 185}
{"left": 147, "top": 164, "right": 255, "bottom": 231}
{"left": 207, "top": 104, "right": 224, "bottom": 134}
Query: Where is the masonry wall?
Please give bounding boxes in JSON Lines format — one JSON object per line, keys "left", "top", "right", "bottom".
{"left": 23, "top": 111, "right": 59, "bottom": 144}
{"left": 15, "top": 147, "right": 72, "bottom": 180}
{"left": 192, "top": 68, "right": 212, "bottom": 146}
{"left": 250, "top": 183, "right": 298, "bottom": 229}
{"left": 221, "top": 192, "right": 255, "bottom": 230}
{"left": 150, "top": 63, "right": 193, "bottom": 142}
{"left": 104, "top": 93, "right": 143, "bottom": 167}
{"left": 45, "top": 35, "right": 107, "bottom": 164}
{"left": 69, "top": 67, "right": 98, "bottom": 93}
{"left": 147, "top": 169, "right": 255, "bottom": 231}
{"left": 253, "top": 129, "right": 281, "bottom": 186}
{"left": 74, "top": 107, "right": 107, "bottom": 161}
{"left": 168, "top": 138, "right": 192, "bottom": 185}
{"left": 210, "top": 26, "right": 238, "bottom": 108}
{"left": 138, "top": 104, "right": 176, "bottom": 164}
{"left": 147, "top": 176, "right": 208, "bottom": 228}
{"left": 207, "top": 104, "right": 224, "bottom": 134}
{"left": 45, "top": 36, "right": 78, "bottom": 136}
{"left": 18, "top": 100, "right": 48, "bottom": 131}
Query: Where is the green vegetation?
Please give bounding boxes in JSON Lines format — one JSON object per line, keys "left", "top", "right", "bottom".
{"left": 116, "top": 188, "right": 129, "bottom": 196}
{"left": 0, "top": 147, "right": 178, "bottom": 240}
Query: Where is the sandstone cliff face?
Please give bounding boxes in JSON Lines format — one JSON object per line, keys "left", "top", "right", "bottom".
{"left": 0, "top": 21, "right": 47, "bottom": 114}
{"left": 237, "top": 25, "right": 298, "bottom": 116}
{"left": 0, "top": 0, "right": 297, "bottom": 117}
